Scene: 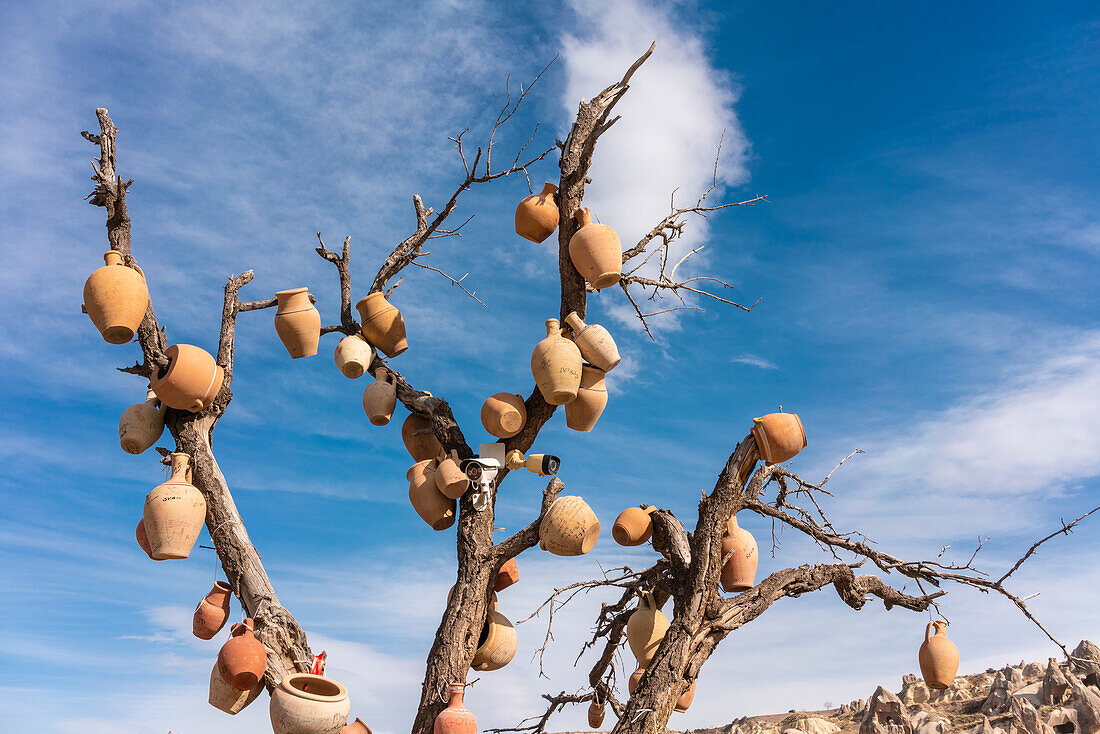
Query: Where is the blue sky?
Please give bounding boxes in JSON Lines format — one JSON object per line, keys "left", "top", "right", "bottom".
{"left": 1, "top": 1, "right": 1098, "bottom": 732}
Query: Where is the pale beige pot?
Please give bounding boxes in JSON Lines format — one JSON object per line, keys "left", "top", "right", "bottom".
{"left": 402, "top": 413, "right": 443, "bottom": 462}
{"left": 587, "top": 699, "right": 605, "bottom": 728}
{"left": 408, "top": 460, "right": 455, "bottom": 531}
{"left": 612, "top": 506, "right": 657, "bottom": 546}
{"left": 568, "top": 209, "right": 622, "bottom": 290}
{"left": 674, "top": 681, "right": 696, "bottom": 713}
{"left": 435, "top": 449, "right": 470, "bottom": 499}
{"left": 274, "top": 288, "right": 321, "bottom": 359}
{"left": 119, "top": 389, "right": 164, "bottom": 455}
{"left": 494, "top": 557, "right": 519, "bottom": 592}
{"left": 143, "top": 453, "right": 206, "bottom": 560}
{"left": 356, "top": 292, "right": 407, "bottom": 358}
{"left": 333, "top": 335, "right": 376, "bottom": 379}
{"left": 193, "top": 580, "right": 232, "bottom": 640}
{"left": 751, "top": 412, "right": 807, "bottom": 464}
{"left": 208, "top": 662, "right": 263, "bottom": 715}
{"left": 514, "top": 182, "right": 559, "bottom": 243}
{"left": 919, "top": 621, "right": 959, "bottom": 690}
{"left": 471, "top": 610, "right": 517, "bottom": 671}
{"left": 564, "top": 312, "right": 621, "bottom": 372}
{"left": 626, "top": 593, "right": 669, "bottom": 665}
{"left": 341, "top": 718, "right": 372, "bottom": 734}
{"left": 149, "top": 344, "right": 224, "bottom": 412}
{"left": 270, "top": 673, "right": 350, "bottom": 734}
{"left": 362, "top": 367, "right": 397, "bottom": 426}
{"left": 720, "top": 513, "right": 758, "bottom": 593}
{"left": 565, "top": 364, "right": 607, "bottom": 432}
{"left": 83, "top": 250, "right": 150, "bottom": 344}
{"left": 539, "top": 495, "right": 600, "bottom": 556}
{"left": 480, "top": 393, "right": 527, "bottom": 439}
{"left": 530, "top": 318, "right": 581, "bottom": 405}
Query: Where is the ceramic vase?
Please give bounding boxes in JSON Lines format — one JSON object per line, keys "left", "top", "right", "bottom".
{"left": 514, "top": 182, "right": 559, "bottom": 243}
{"left": 626, "top": 593, "right": 669, "bottom": 665}
{"left": 408, "top": 460, "right": 456, "bottom": 531}
{"left": 918, "top": 621, "right": 959, "bottom": 690}
{"left": 565, "top": 364, "right": 607, "bottom": 432}
{"left": 720, "top": 513, "right": 758, "bottom": 593}
{"left": 119, "top": 389, "right": 164, "bottom": 455}
{"left": 471, "top": 610, "right": 517, "bottom": 671}
{"left": 751, "top": 412, "right": 807, "bottom": 464}
{"left": 563, "top": 312, "right": 620, "bottom": 372}
{"left": 530, "top": 318, "right": 582, "bottom": 405}
{"left": 587, "top": 699, "right": 605, "bottom": 728}
{"left": 274, "top": 288, "right": 321, "bottom": 359}
{"left": 83, "top": 250, "right": 150, "bottom": 344}
{"left": 362, "top": 367, "right": 397, "bottom": 426}
{"left": 135, "top": 518, "right": 163, "bottom": 561}
{"left": 342, "top": 718, "right": 372, "bottom": 734}
{"left": 480, "top": 393, "right": 527, "bottom": 439}
{"left": 435, "top": 449, "right": 470, "bottom": 499}
{"left": 612, "top": 506, "right": 657, "bottom": 547}
{"left": 218, "top": 617, "right": 267, "bottom": 691}
{"left": 494, "top": 557, "right": 519, "bottom": 592}
{"left": 334, "top": 335, "right": 376, "bottom": 379}
{"left": 208, "top": 662, "right": 263, "bottom": 715}
{"left": 149, "top": 344, "right": 224, "bottom": 412}
{"left": 193, "top": 580, "right": 233, "bottom": 640}
{"left": 539, "top": 495, "right": 600, "bottom": 556}
{"left": 402, "top": 413, "right": 443, "bottom": 462}
{"left": 356, "top": 292, "right": 407, "bottom": 358}
{"left": 269, "top": 673, "right": 351, "bottom": 734}
{"left": 628, "top": 667, "right": 645, "bottom": 695}
{"left": 434, "top": 684, "right": 476, "bottom": 734}
{"left": 568, "top": 209, "right": 622, "bottom": 290}
{"left": 143, "top": 452, "right": 206, "bottom": 560}
{"left": 674, "top": 681, "right": 696, "bottom": 713}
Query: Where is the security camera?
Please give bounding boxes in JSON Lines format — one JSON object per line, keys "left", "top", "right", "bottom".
{"left": 506, "top": 450, "right": 561, "bottom": 477}
{"left": 460, "top": 443, "right": 507, "bottom": 511}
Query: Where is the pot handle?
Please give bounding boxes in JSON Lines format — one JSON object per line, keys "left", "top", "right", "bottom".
{"left": 925, "top": 622, "right": 934, "bottom": 642}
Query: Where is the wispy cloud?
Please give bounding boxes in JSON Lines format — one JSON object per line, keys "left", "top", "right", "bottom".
{"left": 732, "top": 354, "right": 778, "bottom": 370}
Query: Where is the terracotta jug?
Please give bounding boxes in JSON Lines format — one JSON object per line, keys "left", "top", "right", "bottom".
{"left": 135, "top": 518, "right": 163, "bottom": 561}
{"left": 269, "top": 673, "right": 351, "bottom": 734}
{"left": 587, "top": 697, "right": 605, "bottom": 728}
{"left": 569, "top": 209, "right": 622, "bottom": 290}
{"left": 494, "top": 557, "right": 519, "bottom": 592}
{"left": 408, "top": 460, "right": 456, "bottom": 531}
{"left": 612, "top": 506, "right": 657, "bottom": 546}
{"left": 149, "top": 344, "right": 224, "bottom": 412}
{"left": 480, "top": 393, "right": 527, "bottom": 439}
{"left": 472, "top": 610, "right": 517, "bottom": 671}
{"left": 628, "top": 667, "right": 645, "bottom": 695}
{"left": 751, "top": 412, "right": 807, "bottom": 464}
{"left": 563, "top": 312, "right": 621, "bottom": 372}
{"left": 402, "top": 413, "right": 443, "bottom": 462}
{"left": 434, "top": 684, "right": 476, "bottom": 734}
{"left": 514, "top": 182, "right": 559, "bottom": 243}
{"left": 362, "top": 367, "right": 397, "bottom": 426}
{"left": 435, "top": 449, "right": 470, "bottom": 499}
{"left": 565, "top": 364, "right": 607, "bottom": 432}
{"left": 919, "top": 621, "right": 959, "bottom": 690}
{"left": 208, "top": 662, "right": 263, "bottom": 715}
{"left": 143, "top": 452, "right": 206, "bottom": 560}
{"left": 342, "top": 718, "right": 372, "bottom": 734}
{"left": 274, "top": 288, "right": 321, "bottom": 359}
{"left": 720, "top": 513, "right": 758, "bottom": 593}
{"left": 626, "top": 593, "right": 669, "bottom": 665}
{"left": 674, "top": 680, "right": 696, "bottom": 713}
{"left": 193, "top": 580, "right": 233, "bottom": 640}
{"left": 531, "top": 319, "right": 582, "bottom": 405}
{"left": 334, "top": 335, "right": 376, "bottom": 379}
{"left": 119, "top": 389, "right": 164, "bottom": 455}
{"left": 218, "top": 617, "right": 267, "bottom": 691}
{"left": 83, "top": 250, "right": 150, "bottom": 344}
{"left": 540, "top": 495, "right": 600, "bottom": 556}
{"left": 356, "top": 292, "right": 408, "bottom": 358}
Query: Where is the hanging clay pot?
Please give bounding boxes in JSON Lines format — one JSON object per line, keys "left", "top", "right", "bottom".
{"left": 530, "top": 318, "right": 582, "bottom": 405}
{"left": 628, "top": 667, "right": 645, "bottom": 695}
{"left": 362, "top": 367, "right": 397, "bottom": 426}
{"left": 674, "top": 681, "right": 696, "bottom": 713}
{"left": 480, "top": 393, "right": 527, "bottom": 439}
{"left": 612, "top": 506, "right": 657, "bottom": 547}
{"left": 720, "top": 513, "right": 758, "bottom": 593}
{"left": 143, "top": 452, "right": 206, "bottom": 560}
{"left": 918, "top": 621, "right": 959, "bottom": 690}
{"left": 494, "top": 557, "right": 519, "bottom": 592}
{"left": 626, "top": 593, "right": 669, "bottom": 665}
{"left": 193, "top": 580, "right": 233, "bottom": 640}
{"left": 751, "top": 412, "right": 807, "bottom": 464}
{"left": 135, "top": 518, "right": 163, "bottom": 561}
{"left": 208, "top": 662, "right": 263, "bottom": 715}
{"left": 564, "top": 312, "right": 621, "bottom": 372}
{"left": 587, "top": 698, "right": 605, "bottom": 728}
{"left": 569, "top": 209, "right": 622, "bottom": 290}
{"left": 565, "top": 364, "right": 607, "bottom": 432}
{"left": 356, "top": 292, "right": 408, "bottom": 358}
{"left": 514, "top": 182, "right": 559, "bottom": 243}
{"left": 119, "top": 389, "right": 164, "bottom": 455}
{"left": 342, "top": 718, "right": 372, "bottom": 734}
{"left": 471, "top": 610, "right": 517, "bottom": 671}
{"left": 269, "top": 673, "right": 351, "bottom": 734}
{"left": 408, "top": 460, "right": 456, "bottom": 531}
{"left": 274, "top": 288, "right": 321, "bottom": 359}
{"left": 218, "top": 617, "right": 267, "bottom": 691}
{"left": 83, "top": 250, "right": 150, "bottom": 344}
{"left": 149, "top": 344, "right": 224, "bottom": 413}
{"left": 334, "top": 334, "right": 376, "bottom": 379}
{"left": 539, "top": 495, "right": 600, "bottom": 556}
{"left": 435, "top": 449, "right": 470, "bottom": 499}
{"left": 434, "top": 684, "right": 476, "bottom": 734}
{"left": 402, "top": 413, "right": 443, "bottom": 462}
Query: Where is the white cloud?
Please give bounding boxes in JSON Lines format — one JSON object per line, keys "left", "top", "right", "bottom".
{"left": 732, "top": 353, "right": 779, "bottom": 370}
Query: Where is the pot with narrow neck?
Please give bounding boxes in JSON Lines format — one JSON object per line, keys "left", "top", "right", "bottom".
{"left": 626, "top": 593, "right": 669, "bottom": 665}
{"left": 217, "top": 617, "right": 267, "bottom": 691}
{"left": 193, "top": 580, "right": 233, "bottom": 640}
{"left": 83, "top": 250, "right": 150, "bottom": 344}
{"left": 514, "top": 182, "right": 559, "bottom": 243}
{"left": 568, "top": 208, "right": 622, "bottom": 290}
{"left": 918, "top": 621, "right": 959, "bottom": 690}
{"left": 143, "top": 452, "right": 206, "bottom": 560}
{"left": 720, "top": 513, "right": 758, "bottom": 592}
{"left": 564, "top": 312, "right": 621, "bottom": 372}
{"left": 119, "top": 389, "right": 164, "bottom": 455}
{"left": 434, "top": 684, "right": 476, "bottom": 734}
{"left": 362, "top": 367, "right": 397, "bottom": 426}
{"left": 274, "top": 288, "right": 321, "bottom": 359}
{"left": 530, "top": 318, "right": 581, "bottom": 405}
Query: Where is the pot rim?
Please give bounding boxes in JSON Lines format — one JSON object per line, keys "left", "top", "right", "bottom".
{"left": 355, "top": 291, "right": 387, "bottom": 308}
{"left": 278, "top": 673, "right": 348, "bottom": 702}
{"left": 275, "top": 287, "right": 309, "bottom": 297}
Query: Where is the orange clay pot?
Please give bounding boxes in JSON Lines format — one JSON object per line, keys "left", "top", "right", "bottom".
{"left": 356, "top": 292, "right": 407, "bottom": 358}
{"left": 208, "top": 662, "right": 263, "bottom": 715}
{"left": 588, "top": 698, "right": 605, "bottom": 728}
{"left": 218, "top": 618, "right": 267, "bottom": 691}
{"left": 83, "top": 250, "right": 149, "bottom": 344}
{"left": 674, "top": 681, "right": 696, "bottom": 713}
{"left": 564, "top": 312, "right": 621, "bottom": 372}
{"left": 135, "top": 518, "right": 163, "bottom": 561}
{"left": 408, "top": 460, "right": 456, "bottom": 531}
{"left": 626, "top": 593, "right": 669, "bottom": 665}
{"left": 565, "top": 364, "right": 607, "bottom": 432}
{"left": 334, "top": 334, "right": 376, "bottom": 379}
{"left": 569, "top": 209, "right": 622, "bottom": 290}
{"left": 143, "top": 452, "right": 206, "bottom": 560}
{"left": 480, "top": 393, "right": 527, "bottom": 439}
{"left": 269, "top": 673, "right": 350, "bottom": 734}
{"left": 193, "top": 580, "right": 233, "bottom": 640}
{"left": 149, "top": 344, "right": 224, "bottom": 412}
{"left": 362, "top": 367, "right": 397, "bottom": 426}
{"left": 628, "top": 667, "right": 645, "bottom": 695}
{"left": 471, "top": 610, "right": 517, "bottom": 671}
{"left": 612, "top": 506, "right": 657, "bottom": 546}
{"left": 919, "top": 621, "right": 959, "bottom": 690}
{"left": 514, "top": 182, "right": 559, "bottom": 243}
{"left": 720, "top": 513, "right": 758, "bottom": 593}
{"left": 531, "top": 318, "right": 581, "bottom": 405}
{"left": 434, "top": 684, "right": 476, "bottom": 734}
{"left": 539, "top": 495, "right": 600, "bottom": 556}
{"left": 494, "top": 557, "right": 519, "bottom": 592}
{"left": 751, "top": 412, "right": 807, "bottom": 464}
{"left": 402, "top": 413, "right": 443, "bottom": 462}
{"left": 435, "top": 449, "right": 470, "bottom": 499}
{"left": 342, "top": 718, "right": 372, "bottom": 734}
{"left": 274, "top": 288, "right": 321, "bottom": 359}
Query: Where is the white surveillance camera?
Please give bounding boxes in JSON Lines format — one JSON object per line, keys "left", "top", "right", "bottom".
{"left": 460, "top": 443, "right": 507, "bottom": 510}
